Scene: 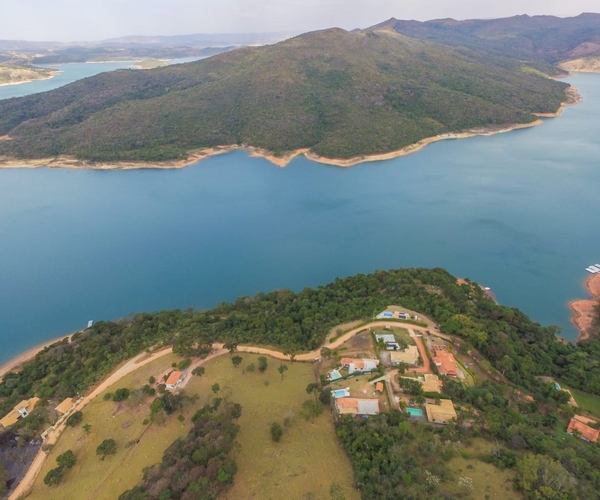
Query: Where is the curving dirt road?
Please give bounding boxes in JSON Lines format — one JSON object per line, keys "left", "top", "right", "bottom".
{"left": 10, "top": 319, "right": 448, "bottom": 499}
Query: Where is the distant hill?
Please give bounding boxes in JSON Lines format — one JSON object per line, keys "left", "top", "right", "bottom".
{"left": 0, "top": 28, "right": 569, "bottom": 164}
{"left": 369, "top": 13, "right": 600, "bottom": 72}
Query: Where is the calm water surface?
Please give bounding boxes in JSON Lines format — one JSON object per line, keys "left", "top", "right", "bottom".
{"left": 1, "top": 69, "right": 599, "bottom": 363}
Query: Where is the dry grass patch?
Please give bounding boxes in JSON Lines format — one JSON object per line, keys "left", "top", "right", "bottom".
{"left": 26, "top": 352, "right": 200, "bottom": 500}
{"left": 185, "top": 354, "right": 360, "bottom": 500}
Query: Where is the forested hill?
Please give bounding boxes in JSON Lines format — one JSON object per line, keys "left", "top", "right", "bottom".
{"left": 370, "top": 13, "right": 600, "bottom": 73}
{"left": 0, "top": 27, "right": 568, "bottom": 163}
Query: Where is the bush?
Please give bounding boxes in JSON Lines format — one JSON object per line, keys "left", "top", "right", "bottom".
{"left": 65, "top": 411, "right": 83, "bottom": 427}
{"left": 177, "top": 358, "right": 192, "bottom": 370}
{"left": 192, "top": 366, "right": 205, "bottom": 377}
{"left": 270, "top": 422, "right": 283, "bottom": 442}
{"left": 96, "top": 438, "right": 117, "bottom": 459}
{"left": 56, "top": 450, "right": 76, "bottom": 469}
{"left": 258, "top": 356, "right": 268, "bottom": 373}
{"left": 103, "top": 392, "right": 113, "bottom": 401}
{"left": 148, "top": 376, "right": 156, "bottom": 384}
{"left": 44, "top": 466, "right": 63, "bottom": 486}
{"left": 112, "top": 388, "right": 130, "bottom": 402}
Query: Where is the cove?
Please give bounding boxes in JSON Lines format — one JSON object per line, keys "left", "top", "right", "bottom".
{"left": 1, "top": 71, "right": 599, "bottom": 363}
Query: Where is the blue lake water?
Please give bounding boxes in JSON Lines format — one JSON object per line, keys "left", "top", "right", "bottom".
{"left": 1, "top": 66, "right": 599, "bottom": 364}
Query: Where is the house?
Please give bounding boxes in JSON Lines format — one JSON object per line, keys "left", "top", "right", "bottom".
{"left": 398, "top": 313, "right": 410, "bottom": 320}
{"left": 335, "top": 397, "right": 380, "bottom": 416}
{"left": 432, "top": 346, "right": 458, "bottom": 377}
{"left": 424, "top": 399, "right": 457, "bottom": 424}
{"left": 0, "top": 397, "right": 40, "bottom": 429}
{"left": 340, "top": 358, "right": 379, "bottom": 374}
{"left": 165, "top": 370, "right": 186, "bottom": 390}
{"left": 55, "top": 397, "right": 76, "bottom": 414}
{"left": 390, "top": 346, "right": 419, "bottom": 366}
{"left": 375, "top": 382, "right": 384, "bottom": 393}
{"left": 422, "top": 374, "right": 443, "bottom": 394}
{"left": 567, "top": 418, "right": 600, "bottom": 443}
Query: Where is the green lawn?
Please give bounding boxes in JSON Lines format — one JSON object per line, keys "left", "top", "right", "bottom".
{"left": 570, "top": 389, "right": 600, "bottom": 418}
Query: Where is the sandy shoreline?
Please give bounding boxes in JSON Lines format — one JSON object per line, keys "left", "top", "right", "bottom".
{"left": 569, "top": 273, "right": 600, "bottom": 341}
{"left": 0, "top": 71, "right": 60, "bottom": 88}
{"left": 0, "top": 334, "right": 72, "bottom": 381}
{"left": 0, "top": 86, "right": 581, "bottom": 171}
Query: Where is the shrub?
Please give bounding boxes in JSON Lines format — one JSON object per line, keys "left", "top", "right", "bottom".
{"left": 65, "top": 411, "right": 83, "bottom": 427}
{"left": 112, "top": 388, "right": 130, "bottom": 402}
{"left": 270, "top": 422, "right": 283, "bottom": 442}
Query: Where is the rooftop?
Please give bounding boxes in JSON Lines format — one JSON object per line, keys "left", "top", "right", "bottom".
{"left": 0, "top": 397, "right": 40, "bottom": 428}
{"left": 432, "top": 349, "right": 458, "bottom": 377}
{"left": 166, "top": 370, "right": 184, "bottom": 387}
{"left": 567, "top": 418, "right": 600, "bottom": 443}
{"left": 55, "top": 397, "right": 75, "bottom": 414}
{"left": 424, "top": 399, "right": 457, "bottom": 424}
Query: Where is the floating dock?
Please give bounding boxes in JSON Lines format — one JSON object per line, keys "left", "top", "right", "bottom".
{"left": 585, "top": 265, "right": 600, "bottom": 274}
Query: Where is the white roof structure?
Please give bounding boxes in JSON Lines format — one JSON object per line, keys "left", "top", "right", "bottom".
{"left": 375, "top": 333, "right": 396, "bottom": 344}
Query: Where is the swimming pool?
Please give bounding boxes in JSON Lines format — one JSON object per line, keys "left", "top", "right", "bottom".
{"left": 332, "top": 388, "right": 350, "bottom": 398}
{"left": 407, "top": 408, "right": 423, "bottom": 417}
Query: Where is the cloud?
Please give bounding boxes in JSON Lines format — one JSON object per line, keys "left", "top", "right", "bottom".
{"left": 1, "top": 0, "right": 597, "bottom": 41}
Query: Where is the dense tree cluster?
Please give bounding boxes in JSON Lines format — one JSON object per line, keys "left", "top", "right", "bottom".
{"left": 119, "top": 400, "right": 241, "bottom": 500}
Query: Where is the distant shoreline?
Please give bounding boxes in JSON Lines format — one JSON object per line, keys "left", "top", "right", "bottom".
{"left": 0, "top": 85, "right": 581, "bottom": 171}
{"left": 569, "top": 273, "right": 600, "bottom": 342}
{"left": 0, "top": 71, "right": 60, "bottom": 88}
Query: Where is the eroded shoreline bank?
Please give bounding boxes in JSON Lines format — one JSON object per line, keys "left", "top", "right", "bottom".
{"left": 569, "top": 273, "right": 600, "bottom": 341}
{"left": 0, "top": 86, "right": 581, "bottom": 171}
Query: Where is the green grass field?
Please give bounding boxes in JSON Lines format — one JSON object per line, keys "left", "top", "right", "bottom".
{"left": 570, "top": 389, "right": 600, "bottom": 418}
{"left": 445, "top": 439, "right": 522, "bottom": 499}
{"left": 189, "top": 354, "right": 360, "bottom": 500}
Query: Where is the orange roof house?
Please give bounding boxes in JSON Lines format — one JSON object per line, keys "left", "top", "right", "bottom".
{"left": 335, "top": 397, "right": 380, "bottom": 416}
{"left": 55, "top": 398, "right": 75, "bottom": 414}
{"left": 0, "top": 397, "right": 40, "bottom": 429}
{"left": 432, "top": 347, "right": 458, "bottom": 377}
{"left": 567, "top": 418, "right": 600, "bottom": 443}
{"left": 165, "top": 370, "right": 185, "bottom": 390}
{"left": 375, "top": 382, "right": 384, "bottom": 392}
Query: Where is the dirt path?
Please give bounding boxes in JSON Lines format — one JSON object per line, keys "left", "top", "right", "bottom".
{"left": 409, "top": 332, "right": 432, "bottom": 374}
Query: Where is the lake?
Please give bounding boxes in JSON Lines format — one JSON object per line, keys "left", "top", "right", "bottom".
{"left": 1, "top": 66, "right": 599, "bottom": 363}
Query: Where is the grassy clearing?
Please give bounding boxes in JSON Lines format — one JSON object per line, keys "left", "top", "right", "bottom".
{"left": 186, "top": 354, "right": 360, "bottom": 500}
{"left": 445, "top": 439, "right": 521, "bottom": 499}
{"left": 570, "top": 389, "right": 600, "bottom": 418}
{"left": 26, "top": 352, "right": 199, "bottom": 500}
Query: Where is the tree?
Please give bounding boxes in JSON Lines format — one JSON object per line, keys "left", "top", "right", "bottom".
{"left": 258, "top": 356, "right": 268, "bottom": 373}
{"left": 112, "top": 388, "right": 130, "bottom": 402}
{"left": 192, "top": 366, "right": 205, "bottom": 377}
{"left": 211, "top": 383, "right": 220, "bottom": 394}
{"left": 516, "top": 453, "right": 574, "bottom": 500}
{"left": 306, "top": 383, "right": 320, "bottom": 403}
{"left": 231, "top": 356, "right": 243, "bottom": 368}
{"left": 96, "top": 439, "right": 117, "bottom": 459}
{"left": 278, "top": 364, "right": 288, "bottom": 380}
{"left": 44, "top": 467, "right": 64, "bottom": 486}
{"left": 65, "top": 411, "right": 83, "bottom": 427}
{"left": 148, "top": 376, "right": 156, "bottom": 384}
{"left": 270, "top": 422, "right": 283, "bottom": 442}
{"left": 397, "top": 362, "right": 409, "bottom": 375}
{"left": 224, "top": 340, "right": 238, "bottom": 353}
{"left": 246, "top": 363, "right": 255, "bottom": 373}
{"left": 320, "top": 347, "right": 332, "bottom": 359}
{"left": 56, "top": 450, "right": 77, "bottom": 469}
{"left": 83, "top": 423, "right": 91, "bottom": 435}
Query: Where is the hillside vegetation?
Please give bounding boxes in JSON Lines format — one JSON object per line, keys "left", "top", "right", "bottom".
{"left": 371, "top": 13, "right": 600, "bottom": 72}
{"left": 0, "top": 28, "right": 568, "bottom": 163}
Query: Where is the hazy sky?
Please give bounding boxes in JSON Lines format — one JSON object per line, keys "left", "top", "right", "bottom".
{"left": 2, "top": 0, "right": 599, "bottom": 41}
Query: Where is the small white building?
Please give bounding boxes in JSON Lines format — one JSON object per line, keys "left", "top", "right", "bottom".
{"left": 341, "top": 358, "right": 380, "bottom": 374}
{"left": 165, "top": 370, "right": 186, "bottom": 390}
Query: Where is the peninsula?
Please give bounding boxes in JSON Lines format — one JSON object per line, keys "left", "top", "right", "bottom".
{"left": 0, "top": 64, "right": 58, "bottom": 87}
{"left": 3, "top": 268, "right": 600, "bottom": 500}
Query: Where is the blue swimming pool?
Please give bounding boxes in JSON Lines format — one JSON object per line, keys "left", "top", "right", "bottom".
{"left": 332, "top": 389, "right": 350, "bottom": 398}
{"left": 407, "top": 408, "right": 423, "bottom": 417}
